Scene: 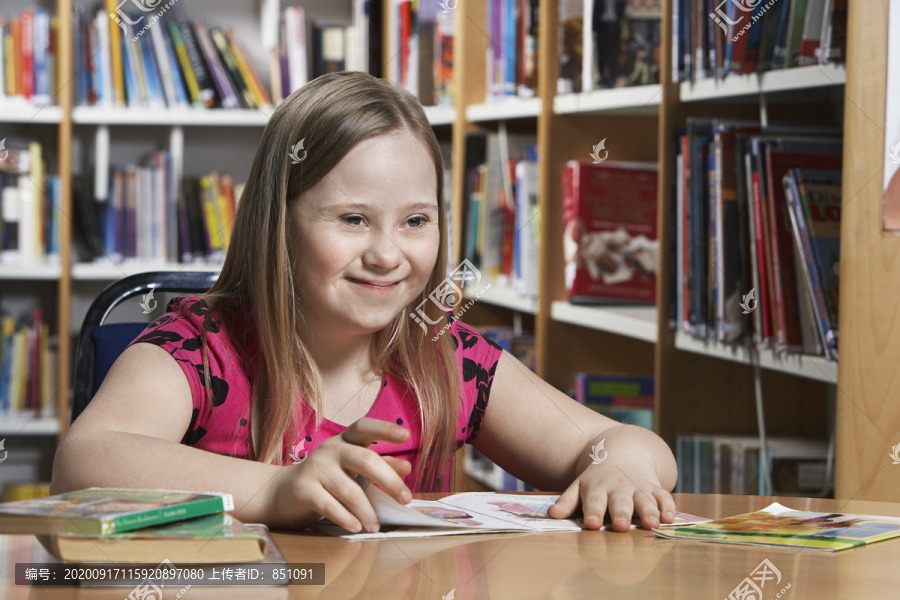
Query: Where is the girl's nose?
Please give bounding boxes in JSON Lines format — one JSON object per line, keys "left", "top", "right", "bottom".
{"left": 362, "top": 228, "right": 403, "bottom": 270}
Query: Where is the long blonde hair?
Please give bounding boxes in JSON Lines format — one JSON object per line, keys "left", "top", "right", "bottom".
{"left": 201, "top": 71, "right": 461, "bottom": 492}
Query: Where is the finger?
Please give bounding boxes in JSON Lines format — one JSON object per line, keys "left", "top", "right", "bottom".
{"left": 606, "top": 489, "right": 634, "bottom": 532}
{"left": 633, "top": 489, "right": 662, "bottom": 529}
{"left": 342, "top": 417, "right": 410, "bottom": 447}
{"left": 309, "top": 483, "right": 365, "bottom": 533}
{"left": 547, "top": 479, "right": 581, "bottom": 520}
{"left": 382, "top": 456, "right": 413, "bottom": 477}
{"left": 322, "top": 469, "right": 382, "bottom": 533}
{"left": 345, "top": 447, "right": 413, "bottom": 505}
{"left": 580, "top": 486, "right": 611, "bottom": 531}
{"left": 653, "top": 488, "right": 677, "bottom": 524}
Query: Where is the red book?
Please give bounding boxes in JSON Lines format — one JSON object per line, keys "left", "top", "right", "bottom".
{"left": 764, "top": 149, "right": 843, "bottom": 352}
{"left": 751, "top": 170, "right": 773, "bottom": 342}
{"left": 500, "top": 159, "right": 516, "bottom": 277}
{"left": 562, "top": 161, "right": 659, "bottom": 304}
{"left": 20, "top": 11, "right": 34, "bottom": 100}
{"left": 399, "top": 1, "right": 411, "bottom": 88}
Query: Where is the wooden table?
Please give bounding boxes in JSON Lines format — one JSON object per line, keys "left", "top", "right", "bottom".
{"left": 3, "top": 493, "right": 900, "bottom": 599}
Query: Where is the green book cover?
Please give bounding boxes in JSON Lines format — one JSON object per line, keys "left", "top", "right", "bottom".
{"left": 56, "top": 512, "right": 262, "bottom": 541}
{"left": 0, "top": 488, "right": 234, "bottom": 535}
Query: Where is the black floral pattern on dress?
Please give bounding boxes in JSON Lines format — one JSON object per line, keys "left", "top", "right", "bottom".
{"left": 461, "top": 355, "right": 497, "bottom": 442}
{"left": 184, "top": 408, "right": 207, "bottom": 445}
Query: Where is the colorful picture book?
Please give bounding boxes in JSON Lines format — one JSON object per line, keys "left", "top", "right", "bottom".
{"left": 653, "top": 502, "right": 900, "bottom": 552}
{"left": 0, "top": 488, "right": 234, "bottom": 535}
{"left": 38, "top": 512, "right": 267, "bottom": 563}
{"left": 316, "top": 481, "right": 710, "bottom": 540}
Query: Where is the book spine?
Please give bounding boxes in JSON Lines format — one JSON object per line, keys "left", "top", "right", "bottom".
{"left": 32, "top": 9, "right": 50, "bottom": 104}
{"left": 193, "top": 22, "right": 240, "bottom": 109}
{"left": 166, "top": 21, "right": 201, "bottom": 106}
{"left": 169, "top": 2, "right": 215, "bottom": 107}
{"left": 105, "top": 494, "right": 233, "bottom": 535}
{"left": 20, "top": 11, "right": 33, "bottom": 100}
{"left": 209, "top": 27, "right": 252, "bottom": 108}
{"left": 105, "top": 0, "right": 126, "bottom": 106}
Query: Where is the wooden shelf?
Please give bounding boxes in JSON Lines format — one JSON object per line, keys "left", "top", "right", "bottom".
{"left": 0, "top": 104, "right": 63, "bottom": 124}
{"left": 0, "top": 416, "right": 60, "bottom": 436}
{"left": 553, "top": 84, "right": 662, "bottom": 115}
{"left": 679, "top": 64, "right": 847, "bottom": 102}
{"left": 0, "top": 263, "right": 62, "bottom": 280}
{"left": 72, "top": 106, "right": 273, "bottom": 126}
{"left": 466, "top": 98, "right": 542, "bottom": 122}
{"left": 72, "top": 261, "right": 223, "bottom": 281}
{"left": 464, "top": 281, "right": 537, "bottom": 313}
{"left": 551, "top": 302, "right": 657, "bottom": 342}
{"left": 674, "top": 332, "right": 838, "bottom": 384}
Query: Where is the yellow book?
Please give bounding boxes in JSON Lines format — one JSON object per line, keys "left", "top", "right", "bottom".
{"left": 226, "top": 28, "right": 270, "bottom": 108}
{"left": 199, "top": 176, "right": 221, "bottom": 253}
{"left": 210, "top": 173, "right": 230, "bottom": 249}
{"left": 29, "top": 142, "right": 43, "bottom": 258}
{"left": 13, "top": 328, "right": 26, "bottom": 414}
{"left": 105, "top": 0, "right": 125, "bottom": 106}
{"left": 130, "top": 38, "right": 148, "bottom": 104}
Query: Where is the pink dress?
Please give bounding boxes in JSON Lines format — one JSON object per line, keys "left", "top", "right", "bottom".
{"left": 128, "top": 295, "right": 502, "bottom": 492}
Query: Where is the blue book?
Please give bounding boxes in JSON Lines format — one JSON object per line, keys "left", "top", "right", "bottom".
{"left": 32, "top": 9, "right": 52, "bottom": 103}
{"left": 0, "top": 332, "right": 14, "bottom": 413}
{"left": 121, "top": 30, "right": 141, "bottom": 107}
{"left": 138, "top": 31, "right": 166, "bottom": 107}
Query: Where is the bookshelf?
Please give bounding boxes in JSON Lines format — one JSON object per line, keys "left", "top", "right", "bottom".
{"left": 2, "top": 0, "right": 894, "bottom": 502}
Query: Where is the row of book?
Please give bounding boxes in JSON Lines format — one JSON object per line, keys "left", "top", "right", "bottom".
{"left": 674, "top": 0, "right": 846, "bottom": 82}
{"left": 0, "top": 141, "right": 60, "bottom": 266}
{"left": 385, "top": 0, "right": 455, "bottom": 106}
{"left": 671, "top": 121, "right": 841, "bottom": 359}
{"left": 74, "top": 153, "right": 243, "bottom": 265}
{"left": 0, "top": 308, "right": 57, "bottom": 418}
{"left": 0, "top": 9, "right": 58, "bottom": 105}
{"left": 675, "top": 433, "right": 829, "bottom": 496}
{"left": 559, "top": 0, "right": 663, "bottom": 93}
{"left": 76, "top": 0, "right": 271, "bottom": 109}
{"left": 461, "top": 132, "right": 539, "bottom": 296}
{"left": 483, "top": 0, "right": 539, "bottom": 101}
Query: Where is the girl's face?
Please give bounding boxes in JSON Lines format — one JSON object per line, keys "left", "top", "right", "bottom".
{"left": 290, "top": 131, "right": 441, "bottom": 337}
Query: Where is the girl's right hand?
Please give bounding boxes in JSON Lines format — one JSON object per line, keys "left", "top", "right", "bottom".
{"left": 267, "top": 417, "right": 413, "bottom": 532}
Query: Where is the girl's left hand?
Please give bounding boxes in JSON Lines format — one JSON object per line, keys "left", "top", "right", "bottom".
{"left": 546, "top": 458, "right": 677, "bottom": 532}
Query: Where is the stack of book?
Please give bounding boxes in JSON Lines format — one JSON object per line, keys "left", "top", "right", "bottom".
{"left": 559, "top": 0, "right": 663, "bottom": 94}
{"left": 462, "top": 134, "right": 539, "bottom": 294}
{"left": 0, "top": 308, "right": 57, "bottom": 419}
{"left": 484, "top": 0, "right": 540, "bottom": 101}
{"left": 675, "top": 434, "right": 829, "bottom": 496}
{"left": 0, "top": 141, "right": 60, "bottom": 266}
{"left": 0, "top": 488, "right": 271, "bottom": 565}
{"left": 671, "top": 120, "right": 842, "bottom": 358}
{"left": 0, "top": 8, "right": 59, "bottom": 106}
{"left": 673, "top": 0, "right": 846, "bottom": 82}
{"left": 76, "top": 0, "right": 271, "bottom": 109}
{"left": 573, "top": 373, "right": 654, "bottom": 430}
{"left": 75, "top": 159, "right": 243, "bottom": 266}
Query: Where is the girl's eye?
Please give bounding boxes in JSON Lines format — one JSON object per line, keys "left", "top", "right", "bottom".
{"left": 342, "top": 214, "right": 365, "bottom": 226}
{"left": 406, "top": 215, "right": 429, "bottom": 228}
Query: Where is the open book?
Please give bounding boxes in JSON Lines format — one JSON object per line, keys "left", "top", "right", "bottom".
{"left": 315, "top": 481, "right": 710, "bottom": 540}
{"left": 652, "top": 502, "right": 900, "bottom": 551}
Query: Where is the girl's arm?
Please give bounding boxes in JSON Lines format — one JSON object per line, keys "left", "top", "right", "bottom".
{"left": 50, "top": 343, "right": 284, "bottom": 525}
{"left": 470, "top": 349, "right": 677, "bottom": 532}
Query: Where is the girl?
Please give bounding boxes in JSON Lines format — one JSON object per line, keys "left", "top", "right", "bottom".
{"left": 51, "top": 71, "right": 677, "bottom": 534}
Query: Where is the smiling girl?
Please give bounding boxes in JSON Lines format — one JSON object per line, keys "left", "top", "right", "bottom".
{"left": 51, "top": 71, "right": 677, "bottom": 534}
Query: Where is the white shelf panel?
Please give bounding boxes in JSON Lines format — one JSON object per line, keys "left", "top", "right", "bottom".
{"left": 72, "top": 261, "right": 223, "bottom": 281}
{"left": 466, "top": 98, "right": 542, "bottom": 122}
{"left": 0, "top": 416, "right": 59, "bottom": 436}
{"left": 0, "top": 263, "right": 61, "bottom": 280}
{"left": 679, "top": 64, "right": 847, "bottom": 102}
{"left": 422, "top": 105, "right": 456, "bottom": 126}
{"left": 72, "top": 107, "right": 272, "bottom": 126}
{"left": 551, "top": 302, "right": 657, "bottom": 343}
{"left": 0, "top": 104, "right": 62, "bottom": 124}
{"left": 554, "top": 85, "right": 662, "bottom": 115}
{"left": 675, "top": 332, "right": 838, "bottom": 383}
{"left": 464, "top": 282, "right": 536, "bottom": 314}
